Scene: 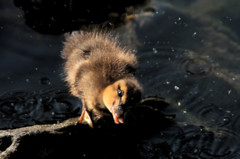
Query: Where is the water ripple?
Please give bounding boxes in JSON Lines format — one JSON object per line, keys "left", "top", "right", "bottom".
{"left": 0, "top": 89, "right": 81, "bottom": 129}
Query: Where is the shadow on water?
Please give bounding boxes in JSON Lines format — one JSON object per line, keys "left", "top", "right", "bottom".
{"left": 1, "top": 0, "right": 240, "bottom": 158}
{"left": 13, "top": 0, "right": 148, "bottom": 34}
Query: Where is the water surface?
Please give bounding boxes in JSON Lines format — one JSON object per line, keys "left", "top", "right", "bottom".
{"left": 1, "top": 0, "right": 240, "bottom": 158}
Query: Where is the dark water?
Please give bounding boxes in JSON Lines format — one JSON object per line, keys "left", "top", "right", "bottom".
{"left": 1, "top": 0, "right": 240, "bottom": 158}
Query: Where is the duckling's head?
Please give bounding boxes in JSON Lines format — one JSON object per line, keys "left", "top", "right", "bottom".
{"left": 102, "top": 78, "right": 142, "bottom": 124}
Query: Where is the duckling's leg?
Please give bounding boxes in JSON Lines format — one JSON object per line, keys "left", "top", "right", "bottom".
{"left": 77, "top": 99, "right": 93, "bottom": 128}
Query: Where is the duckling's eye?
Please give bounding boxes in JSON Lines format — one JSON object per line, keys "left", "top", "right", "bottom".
{"left": 117, "top": 89, "right": 124, "bottom": 97}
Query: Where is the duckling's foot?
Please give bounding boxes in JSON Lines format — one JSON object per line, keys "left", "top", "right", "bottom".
{"left": 77, "top": 100, "right": 93, "bottom": 128}
{"left": 77, "top": 109, "right": 93, "bottom": 128}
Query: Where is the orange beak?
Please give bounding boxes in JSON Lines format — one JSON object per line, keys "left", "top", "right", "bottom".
{"left": 111, "top": 106, "right": 124, "bottom": 124}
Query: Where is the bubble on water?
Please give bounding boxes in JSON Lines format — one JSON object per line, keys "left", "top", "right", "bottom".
{"left": 226, "top": 16, "right": 232, "bottom": 22}
{"left": 25, "top": 78, "right": 30, "bottom": 83}
{"left": 194, "top": 148, "right": 199, "bottom": 153}
{"left": 132, "top": 49, "right": 137, "bottom": 53}
{"left": 40, "top": 77, "right": 51, "bottom": 85}
{"left": 226, "top": 110, "right": 231, "bottom": 113}
{"left": 227, "top": 90, "right": 232, "bottom": 95}
{"left": 223, "top": 118, "right": 228, "bottom": 121}
{"left": 177, "top": 102, "right": 181, "bottom": 106}
{"left": 222, "top": 117, "right": 231, "bottom": 125}
{"left": 192, "top": 32, "right": 197, "bottom": 37}
{"left": 152, "top": 48, "right": 158, "bottom": 54}
{"left": 174, "top": 17, "right": 182, "bottom": 25}
{"left": 174, "top": 86, "right": 180, "bottom": 91}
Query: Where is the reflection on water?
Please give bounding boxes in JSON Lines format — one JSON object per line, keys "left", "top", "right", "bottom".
{"left": 1, "top": 0, "right": 240, "bottom": 158}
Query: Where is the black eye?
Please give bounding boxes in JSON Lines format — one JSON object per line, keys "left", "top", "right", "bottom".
{"left": 118, "top": 89, "right": 124, "bottom": 97}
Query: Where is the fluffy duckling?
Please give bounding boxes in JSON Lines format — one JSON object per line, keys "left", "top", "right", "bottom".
{"left": 61, "top": 31, "right": 142, "bottom": 127}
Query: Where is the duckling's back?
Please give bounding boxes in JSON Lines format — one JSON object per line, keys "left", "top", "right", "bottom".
{"left": 62, "top": 31, "right": 138, "bottom": 99}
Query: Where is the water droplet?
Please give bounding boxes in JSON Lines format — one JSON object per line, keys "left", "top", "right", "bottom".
{"left": 132, "top": 49, "right": 137, "bottom": 53}
{"left": 226, "top": 110, "right": 231, "bottom": 113}
{"left": 192, "top": 32, "right": 197, "bottom": 37}
{"left": 228, "top": 90, "right": 232, "bottom": 95}
{"left": 222, "top": 117, "right": 230, "bottom": 124}
{"left": 183, "top": 110, "right": 187, "bottom": 114}
{"left": 174, "top": 86, "right": 180, "bottom": 91}
{"left": 194, "top": 148, "right": 199, "bottom": 153}
{"left": 40, "top": 77, "right": 51, "bottom": 85}
{"left": 152, "top": 48, "right": 158, "bottom": 54}
{"left": 177, "top": 102, "right": 181, "bottom": 106}
{"left": 226, "top": 16, "right": 232, "bottom": 22}
{"left": 25, "top": 78, "right": 30, "bottom": 83}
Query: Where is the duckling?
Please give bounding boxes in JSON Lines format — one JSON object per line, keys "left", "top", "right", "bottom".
{"left": 61, "top": 31, "right": 142, "bottom": 127}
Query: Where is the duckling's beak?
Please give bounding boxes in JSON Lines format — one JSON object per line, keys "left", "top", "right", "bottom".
{"left": 111, "top": 106, "right": 124, "bottom": 124}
